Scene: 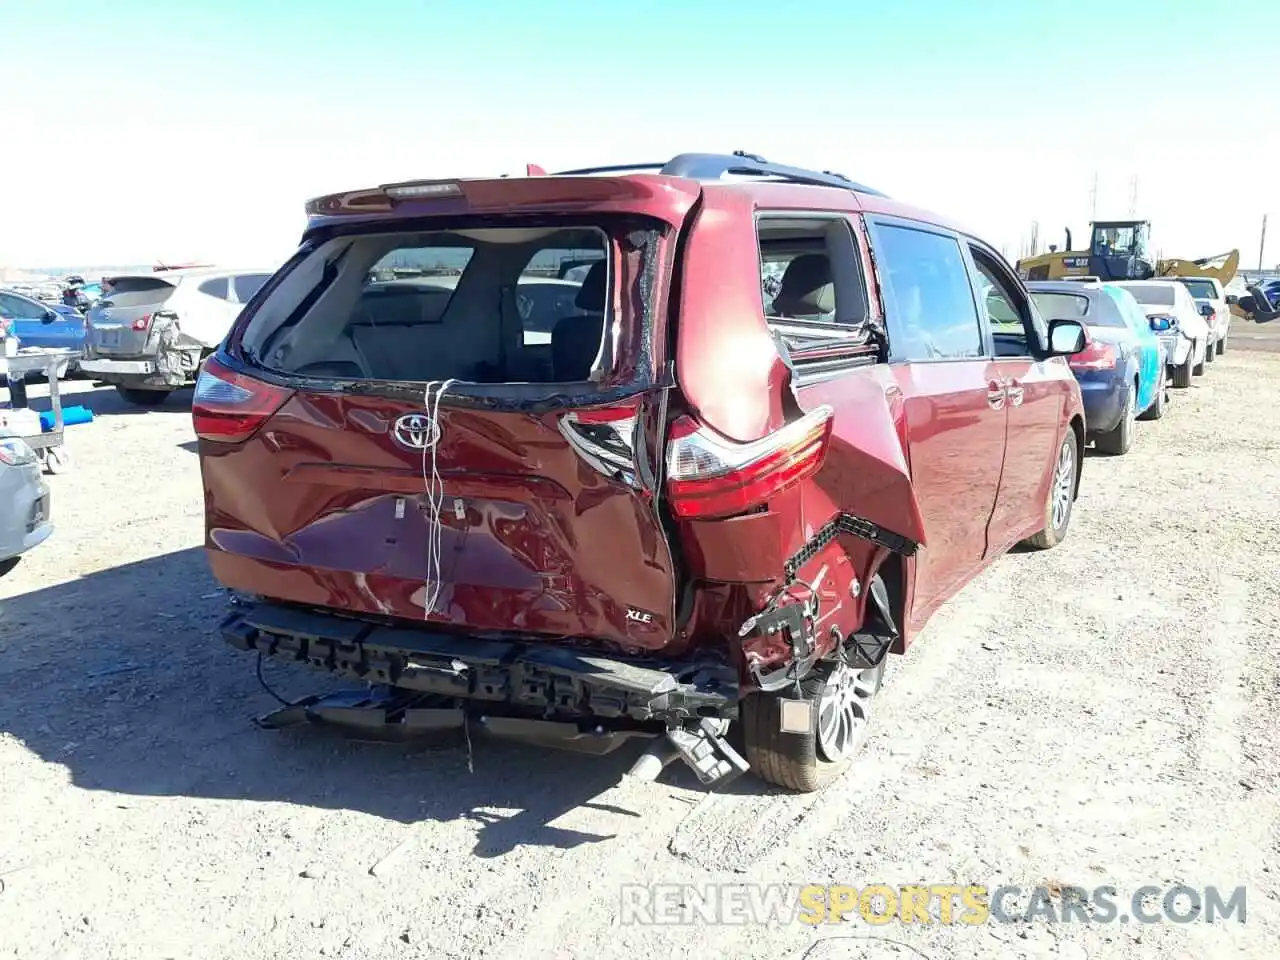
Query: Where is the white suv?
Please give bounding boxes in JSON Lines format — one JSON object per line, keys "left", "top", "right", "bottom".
{"left": 80, "top": 268, "right": 272, "bottom": 406}
{"left": 1175, "top": 276, "right": 1231, "bottom": 357}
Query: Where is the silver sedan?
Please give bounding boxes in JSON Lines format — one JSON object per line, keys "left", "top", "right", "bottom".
{"left": 0, "top": 433, "right": 52, "bottom": 569}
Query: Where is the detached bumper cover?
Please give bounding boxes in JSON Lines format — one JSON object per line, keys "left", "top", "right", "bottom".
{"left": 223, "top": 601, "right": 740, "bottom": 724}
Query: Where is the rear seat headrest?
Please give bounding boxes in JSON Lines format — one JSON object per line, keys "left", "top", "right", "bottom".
{"left": 575, "top": 261, "right": 607, "bottom": 312}
{"left": 772, "top": 254, "right": 835, "bottom": 317}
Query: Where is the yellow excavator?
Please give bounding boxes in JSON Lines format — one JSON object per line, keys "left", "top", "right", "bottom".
{"left": 1016, "top": 220, "right": 1278, "bottom": 322}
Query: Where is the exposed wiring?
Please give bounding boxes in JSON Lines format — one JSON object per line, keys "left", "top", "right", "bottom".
{"left": 420, "top": 378, "right": 457, "bottom": 618}
{"left": 256, "top": 651, "right": 290, "bottom": 706}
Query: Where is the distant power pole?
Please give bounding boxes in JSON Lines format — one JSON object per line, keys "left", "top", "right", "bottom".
{"left": 1260, "top": 214, "right": 1269, "bottom": 271}
{"left": 1128, "top": 175, "right": 1139, "bottom": 217}
{"left": 1029, "top": 220, "right": 1040, "bottom": 256}
{"left": 1089, "top": 171, "right": 1098, "bottom": 221}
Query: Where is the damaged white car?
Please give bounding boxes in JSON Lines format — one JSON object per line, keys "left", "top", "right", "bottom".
{"left": 80, "top": 268, "right": 272, "bottom": 406}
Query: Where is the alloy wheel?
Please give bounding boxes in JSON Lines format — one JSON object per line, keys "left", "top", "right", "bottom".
{"left": 816, "top": 660, "right": 881, "bottom": 762}
{"left": 1051, "top": 438, "right": 1074, "bottom": 530}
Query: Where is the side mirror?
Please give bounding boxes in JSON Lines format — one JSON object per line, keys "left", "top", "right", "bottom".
{"left": 1226, "top": 294, "right": 1239, "bottom": 306}
{"left": 43, "top": 309, "right": 58, "bottom": 324}
{"left": 1198, "top": 303, "right": 1214, "bottom": 317}
{"left": 1149, "top": 316, "right": 1171, "bottom": 332}
{"left": 1047, "top": 318, "right": 1087, "bottom": 355}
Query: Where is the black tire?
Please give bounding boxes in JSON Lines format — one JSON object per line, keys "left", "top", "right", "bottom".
{"left": 1193, "top": 341, "right": 1206, "bottom": 376}
{"left": 1204, "top": 340, "right": 1215, "bottom": 363}
{"left": 1138, "top": 370, "right": 1166, "bottom": 421}
{"left": 115, "top": 386, "right": 170, "bottom": 407}
{"left": 1216, "top": 338, "right": 1226, "bottom": 356}
{"left": 742, "top": 656, "right": 886, "bottom": 793}
{"left": 1025, "top": 430, "right": 1078, "bottom": 550}
{"left": 1171, "top": 354, "right": 1193, "bottom": 389}
{"left": 1094, "top": 387, "right": 1134, "bottom": 455}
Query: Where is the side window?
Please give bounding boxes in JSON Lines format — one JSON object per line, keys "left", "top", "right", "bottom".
{"left": 233, "top": 274, "right": 271, "bottom": 304}
{"left": 0, "top": 294, "right": 47, "bottom": 320}
{"left": 757, "top": 217, "right": 867, "bottom": 326}
{"left": 199, "top": 277, "right": 229, "bottom": 300}
{"left": 970, "top": 247, "right": 1038, "bottom": 358}
{"left": 874, "top": 224, "right": 982, "bottom": 360}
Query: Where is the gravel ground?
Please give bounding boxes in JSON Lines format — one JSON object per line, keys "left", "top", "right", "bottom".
{"left": 2, "top": 346, "right": 1278, "bottom": 960}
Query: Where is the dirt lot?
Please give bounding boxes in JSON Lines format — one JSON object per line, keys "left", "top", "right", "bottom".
{"left": 2, "top": 339, "right": 1279, "bottom": 959}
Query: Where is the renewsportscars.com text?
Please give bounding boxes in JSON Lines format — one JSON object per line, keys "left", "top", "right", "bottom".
{"left": 618, "top": 883, "right": 1247, "bottom": 926}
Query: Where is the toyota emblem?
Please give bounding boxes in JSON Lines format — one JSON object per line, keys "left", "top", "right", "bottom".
{"left": 393, "top": 412, "right": 441, "bottom": 450}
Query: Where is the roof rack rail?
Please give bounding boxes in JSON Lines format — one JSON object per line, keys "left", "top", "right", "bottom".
{"left": 660, "top": 151, "right": 884, "bottom": 196}
{"left": 550, "top": 151, "right": 885, "bottom": 196}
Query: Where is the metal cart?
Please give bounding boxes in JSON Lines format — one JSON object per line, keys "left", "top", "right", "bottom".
{"left": 0, "top": 347, "right": 77, "bottom": 474}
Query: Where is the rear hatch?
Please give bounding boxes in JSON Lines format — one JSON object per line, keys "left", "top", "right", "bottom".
{"left": 197, "top": 178, "right": 698, "bottom": 652}
{"left": 86, "top": 275, "right": 177, "bottom": 356}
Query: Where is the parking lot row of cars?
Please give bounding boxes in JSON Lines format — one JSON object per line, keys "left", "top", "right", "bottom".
{"left": 0, "top": 154, "right": 1249, "bottom": 792}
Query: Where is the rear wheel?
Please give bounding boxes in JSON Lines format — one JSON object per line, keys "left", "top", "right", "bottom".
{"left": 1094, "top": 387, "right": 1134, "bottom": 455}
{"left": 1138, "top": 370, "right": 1166, "bottom": 421}
{"left": 742, "top": 656, "right": 886, "bottom": 793}
{"left": 1025, "top": 431, "right": 1077, "bottom": 550}
{"left": 115, "top": 386, "right": 170, "bottom": 407}
{"left": 1217, "top": 338, "right": 1226, "bottom": 356}
{"left": 1172, "top": 354, "right": 1193, "bottom": 389}
{"left": 1193, "top": 341, "right": 1207, "bottom": 376}
{"left": 1204, "top": 340, "right": 1216, "bottom": 363}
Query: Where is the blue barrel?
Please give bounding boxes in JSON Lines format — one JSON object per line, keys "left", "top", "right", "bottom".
{"left": 41, "top": 405, "right": 94, "bottom": 431}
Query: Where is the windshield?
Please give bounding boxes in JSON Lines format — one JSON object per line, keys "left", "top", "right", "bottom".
{"left": 1091, "top": 223, "right": 1150, "bottom": 259}
{"left": 1179, "top": 279, "right": 1218, "bottom": 300}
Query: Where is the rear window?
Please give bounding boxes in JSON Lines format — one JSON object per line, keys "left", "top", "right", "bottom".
{"left": 1122, "top": 284, "right": 1174, "bottom": 306}
{"left": 1029, "top": 292, "right": 1090, "bottom": 321}
{"left": 233, "top": 273, "right": 271, "bottom": 303}
{"left": 238, "top": 226, "right": 615, "bottom": 384}
{"left": 102, "top": 276, "right": 176, "bottom": 308}
{"left": 1179, "top": 279, "right": 1218, "bottom": 300}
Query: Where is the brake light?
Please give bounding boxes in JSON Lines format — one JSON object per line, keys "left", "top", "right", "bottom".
{"left": 1068, "top": 335, "right": 1116, "bottom": 371}
{"left": 132, "top": 314, "right": 151, "bottom": 331}
{"left": 192, "top": 356, "right": 293, "bottom": 442}
{"left": 665, "top": 406, "right": 834, "bottom": 520}
{"left": 559, "top": 401, "right": 642, "bottom": 487}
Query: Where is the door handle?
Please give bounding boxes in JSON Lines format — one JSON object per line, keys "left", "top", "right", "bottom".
{"left": 1005, "top": 379, "right": 1025, "bottom": 407}
{"left": 986, "top": 379, "right": 1006, "bottom": 409}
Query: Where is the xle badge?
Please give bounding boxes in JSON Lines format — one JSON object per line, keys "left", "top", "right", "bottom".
{"left": 626, "top": 608, "right": 654, "bottom": 625}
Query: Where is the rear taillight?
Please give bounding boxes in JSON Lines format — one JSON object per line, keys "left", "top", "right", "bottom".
{"left": 192, "top": 356, "right": 293, "bottom": 443}
{"left": 665, "top": 406, "right": 834, "bottom": 520}
{"left": 558, "top": 402, "right": 641, "bottom": 487}
{"left": 1068, "top": 328, "right": 1116, "bottom": 371}
{"left": 132, "top": 314, "right": 151, "bottom": 331}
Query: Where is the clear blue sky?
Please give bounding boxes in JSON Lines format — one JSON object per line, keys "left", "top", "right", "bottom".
{"left": 3, "top": 0, "right": 1277, "bottom": 269}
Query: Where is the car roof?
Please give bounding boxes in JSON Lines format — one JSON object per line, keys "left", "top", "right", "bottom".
{"left": 1025, "top": 280, "right": 1104, "bottom": 298}
{"left": 305, "top": 152, "right": 975, "bottom": 241}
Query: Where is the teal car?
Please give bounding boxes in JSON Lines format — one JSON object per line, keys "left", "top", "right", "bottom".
{"left": 1026, "top": 280, "right": 1166, "bottom": 455}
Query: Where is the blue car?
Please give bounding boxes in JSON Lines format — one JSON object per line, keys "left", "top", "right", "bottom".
{"left": 1027, "top": 280, "right": 1165, "bottom": 455}
{"left": 0, "top": 288, "right": 84, "bottom": 378}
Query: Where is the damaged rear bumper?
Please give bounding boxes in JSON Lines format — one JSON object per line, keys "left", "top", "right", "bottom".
{"left": 223, "top": 600, "right": 741, "bottom": 730}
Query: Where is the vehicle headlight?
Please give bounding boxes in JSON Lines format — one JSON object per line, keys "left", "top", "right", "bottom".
{"left": 0, "top": 437, "right": 37, "bottom": 466}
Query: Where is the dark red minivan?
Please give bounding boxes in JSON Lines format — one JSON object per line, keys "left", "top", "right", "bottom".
{"left": 196, "top": 152, "right": 1086, "bottom": 791}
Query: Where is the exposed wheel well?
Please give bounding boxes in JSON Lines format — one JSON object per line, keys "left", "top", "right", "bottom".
{"left": 876, "top": 552, "right": 908, "bottom": 654}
